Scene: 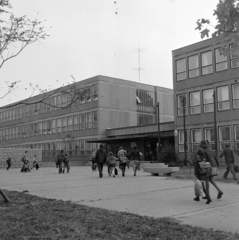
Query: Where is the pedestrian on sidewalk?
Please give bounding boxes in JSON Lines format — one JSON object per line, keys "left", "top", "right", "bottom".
{"left": 62, "top": 153, "right": 70, "bottom": 173}
{"left": 21, "top": 151, "right": 31, "bottom": 173}
{"left": 219, "top": 143, "right": 237, "bottom": 180}
{"left": 95, "top": 144, "right": 107, "bottom": 178}
{"left": 56, "top": 150, "right": 65, "bottom": 174}
{"left": 6, "top": 157, "right": 12, "bottom": 170}
{"left": 32, "top": 155, "right": 39, "bottom": 170}
{"left": 200, "top": 140, "right": 223, "bottom": 200}
{"left": 117, "top": 146, "right": 127, "bottom": 177}
{"left": 106, "top": 152, "right": 117, "bottom": 177}
{"left": 130, "top": 145, "right": 141, "bottom": 176}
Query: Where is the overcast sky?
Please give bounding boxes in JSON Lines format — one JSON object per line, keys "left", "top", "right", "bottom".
{"left": 0, "top": 0, "right": 218, "bottom": 106}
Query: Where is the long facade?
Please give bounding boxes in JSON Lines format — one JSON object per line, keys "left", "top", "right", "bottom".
{"left": 173, "top": 37, "right": 239, "bottom": 162}
{"left": 0, "top": 75, "right": 174, "bottom": 164}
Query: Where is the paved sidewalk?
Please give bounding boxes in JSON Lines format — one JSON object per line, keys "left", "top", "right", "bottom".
{"left": 1, "top": 166, "right": 239, "bottom": 234}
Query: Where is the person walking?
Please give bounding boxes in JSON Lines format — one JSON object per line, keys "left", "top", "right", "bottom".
{"left": 56, "top": 150, "right": 65, "bottom": 174}
{"left": 62, "top": 153, "right": 70, "bottom": 173}
{"left": 200, "top": 140, "right": 223, "bottom": 200}
{"left": 6, "top": 157, "right": 12, "bottom": 170}
{"left": 32, "top": 155, "right": 39, "bottom": 170}
{"left": 130, "top": 145, "right": 141, "bottom": 176}
{"left": 21, "top": 151, "right": 31, "bottom": 173}
{"left": 106, "top": 152, "right": 117, "bottom": 177}
{"left": 117, "top": 146, "right": 127, "bottom": 177}
{"left": 220, "top": 143, "right": 237, "bottom": 180}
{"left": 95, "top": 144, "right": 107, "bottom": 178}
{"left": 194, "top": 148, "right": 211, "bottom": 204}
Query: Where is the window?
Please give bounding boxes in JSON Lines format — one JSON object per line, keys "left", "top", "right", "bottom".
{"left": 5, "top": 110, "right": 9, "bottom": 121}
{"left": 188, "top": 55, "right": 199, "bottom": 78}
{"left": 38, "top": 122, "right": 42, "bottom": 135}
{"left": 18, "top": 126, "right": 22, "bottom": 138}
{"left": 191, "top": 129, "right": 202, "bottom": 152}
{"left": 62, "top": 117, "right": 67, "bottom": 132}
{"left": 203, "top": 89, "right": 214, "bottom": 113}
{"left": 68, "top": 141, "right": 73, "bottom": 156}
{"left": 57, "top": 118, "right": 62, "bottom": 133}
{"left": 85, "top": 112, "right": 92, "bottom": 129}
{"left": 67, "top": 116, "right": 73, "bottom": 132}
{"left": 52, "top": 96, "right": 57, "bottom": 110}
{"left": 232, "top": 83, "right": 239, "bottom": 108}
{"left": 217, "top": 86, "right": 230, "bottom": 110}
{"left": 15, "top": 127, "right": 18, "bottom": 139}
{"left": 79, "top": 113, "right": 85, "bottom": 130}
{"left": 178, "top": 130, "right": 189, "bottom": 152}
{"left": 34, "top": 123, "right": 38, "bottom": 136}
{"left": 234, "top": 125, "right": 239, "bottom": 150}
{"left": 57, "top": 95, "right": 62, "bottom": 108}
{"left": 0, "top": 112, "right": 2, "bottom": 123}
{"left": 177, "top": 94, "right": 188, "bottom": 116}
{"left": 42, "top": 121, "right": 47, "bottom": 135}
{"left": 52, "top": 119, "right": 56, "bottom": 133}
{"left": 230, "top": 43, "right": 239, "bottom": 68}
{"left": 136, "top": 89, "right": 155, "bottom": 112}
{"left": 19, "top": 106, "right": 23, "bottom": 118}
{"left": 201, "top": 51, "right": 213, "bottom": 75}
{"left": 92, "top": 84, "right": 98, "bottom": 101}
{"left": 62, "top": 94, "right": 67, "bottom": 107}
{"left": 137, "top": 114, "right": 154, "bottom": 125}
{"left": 73, "top": 140, "right": 79, "bottom": 156}
{"left": 47, "top": 120, "right": 52, "bottom": 134}
{"left": 219, "top": 126, "right": 231, "bottom": 150}
{"left": 15, "top": 108, "right": 19, "bottom": 120}
{"left": 22, "top": 125, "right": 26, "bottom": 138}
{"left": 0, "top": 129, "right": 2, "bottom": 141}
{"left": 12, "top": 108, "right": 15, "bottom": 120}
{"left": 79, "top": 139, "right": 85, "bottom": 155}
{"left": 85, "top": 86, "right": 91, "bottom": 102}
{"left": 176, "top": 58, "right": 186, "bottom": 81}
{"left": 190, "top": 91, "right": 201, "bottom": 114}
{"left": 9, "top": 109, "right": 12, "bottom": 121}
{"left": 215, "top": 48, "right": 228, "bottom": 72}
{"left": 79, "top": 88, "right": 85, "bottom": 104}
{"left": 92, "top": 111, "right": 98, "bottom": 128}
{"left": 73, "top": 115, "right": 79, "bottom": 131}
{"left": 2, "top": 111, "right": 5, "bottom": 122}
{"left": 86, "top": 140, "right": 92, "bottom": 155}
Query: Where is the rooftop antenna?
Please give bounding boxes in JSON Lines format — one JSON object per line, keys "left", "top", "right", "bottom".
{"left": 132, "top": 48, "right": 146, "bottom": 83}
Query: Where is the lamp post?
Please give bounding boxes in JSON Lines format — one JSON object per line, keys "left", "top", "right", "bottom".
{"left": 213, "top": 91, "right": 218, "bottom": 159}
{"left": 182, "top": 97, "right": 187, "bottom": 164}
{"left": 157, "top": 102, "right": 161, "bottom": 162}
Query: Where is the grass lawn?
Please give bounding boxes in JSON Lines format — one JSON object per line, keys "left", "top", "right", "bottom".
{"left": 0, "top": 188, "right": 239, "bottom": 240}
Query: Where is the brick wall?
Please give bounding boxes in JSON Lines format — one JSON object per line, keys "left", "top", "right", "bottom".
{"left": 0, "top": 148, "right": 42, "bottom": 169}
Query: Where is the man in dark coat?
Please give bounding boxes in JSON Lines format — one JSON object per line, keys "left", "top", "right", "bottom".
{"left": 220, "top": 143, "right": 237, "bottom": 180}
{"left": 56, "top": 150, "right": 65, "bottom": 174}
{"left": 95, "top": 144, "right": 107, "bottom": 178}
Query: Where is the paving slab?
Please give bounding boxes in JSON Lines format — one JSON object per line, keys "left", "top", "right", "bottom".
{"left": 1, "top": 166, "right": 239, "bottom": 234}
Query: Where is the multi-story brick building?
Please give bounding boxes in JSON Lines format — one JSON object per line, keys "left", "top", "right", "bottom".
{"left": 173, "top": 37, "right": 239, "bottom": 162}
{"left": 0, "top": 75, "right": 174, "bottom": 165}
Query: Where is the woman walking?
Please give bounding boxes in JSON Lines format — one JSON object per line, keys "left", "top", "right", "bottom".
{"left": 117, "top": 146, "right": 127, "bottom": 177}
{"left": 200, "top": 140, "right": 223, "bottom": 200}
{"left": 106, "top": 152, "right": 117, "bottom": 177}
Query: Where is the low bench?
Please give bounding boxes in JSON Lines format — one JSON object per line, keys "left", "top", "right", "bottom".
{"left": 140, "top": 162, "right": 179, "bottom": 176}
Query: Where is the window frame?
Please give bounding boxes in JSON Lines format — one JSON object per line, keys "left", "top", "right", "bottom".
{"left": 201, "top": 50, "right": 213, "bottom": 75}
{"left": 176, "top": 58, "right": 186, "bottom": 81}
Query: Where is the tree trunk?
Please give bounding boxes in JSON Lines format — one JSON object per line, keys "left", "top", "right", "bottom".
{"left": 0, "top": 189, "right": 10, "bottom": 203}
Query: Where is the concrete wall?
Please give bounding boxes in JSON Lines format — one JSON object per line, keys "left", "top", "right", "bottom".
{"left": 0, "top": 148, "right": 42, "bottom": 169}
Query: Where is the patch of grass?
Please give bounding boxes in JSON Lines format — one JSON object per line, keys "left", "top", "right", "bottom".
{"left": 0, "top": 190, "right": 238, "bottom": 240}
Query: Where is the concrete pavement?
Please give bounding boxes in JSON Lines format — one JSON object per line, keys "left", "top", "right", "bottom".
{"left": 1, "top": 166, "right": 239, "bottom": 234}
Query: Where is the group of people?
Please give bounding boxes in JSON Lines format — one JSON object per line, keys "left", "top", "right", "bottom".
{"left": 91, "top": 145, "right": 142, "bottom": 178}
{"left": 56, "top": 150, "right": 70, "bottom": 174}
{"left": 20, "top": 151, "right": 39, "bottom": 172}
{"left": 194, "top": 140, "right": 238, "bottom": 204}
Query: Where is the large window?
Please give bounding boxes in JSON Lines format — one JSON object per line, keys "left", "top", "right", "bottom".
{"left": 232, "top": 83, "right": 239, "bottom": 108}
{"left": 178, "top": 130, "right": 189, "bottom": 152}
{"left": 230, "top": 43, "right": 239, "bottom": 68}
{"left": 92, "top": 111, "right": 98, "bottom": 128}
{"left": 234, "top": 125, "right": 239, "bottom": 150}
{"left": 136, "top": 89, "right": 155, "bottom": 112}
{"left": 67, "top": 116, "right": 73, "bottom": 132}
{"left": 190, "top": 91, "right": 201, "bottom": 114}
{"left": 217, "top": 86, "right": 230, "bottom": 111}
{"left": 188, "top": 55, "right": 199, "bottom": 78}
{"left": 205, "top": 128, "right": 215, "bottom": 150}
{"left": 85, "top": 112, "right": 92, "bottom": 129}
{"left": 219, "top": 126, "right": 231, "bottom": 150}
{"left": 203, "top": 89, "right": 214, "bottom": 113}
{"left": 215, "top": 48, "right": 228, "bottom": 72}
{"left": 176, "top": 58, "right": 186, "bottom": 81}
{"left": 201, "top": 51, "right": 213, "bottom": 75}
{"left": 79, "top": 113, "right": 85, "bottom": 130}
{"left": 177, "top": 94, "right": 188, "bottom": 116}
{"left": 191, "top": 129, "right": 202, "bottom": 152}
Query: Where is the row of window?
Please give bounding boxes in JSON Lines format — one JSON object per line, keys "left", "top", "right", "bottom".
{"left": 177, "top": 83, "right": 239, "bottom": 116}
{"left": 178, "top": 125, "right": 239, "bottom": 152}
{"left": 0, "top": 84, "right": 98, "bottom": 123}
{"left": 0, "top": 111, "right": 98, "bottom": 141}
{"left": 4, "top": 139, "right": 99, "bottom": 158}
{"left": 176, "top": 44, "right": 239, "bottom": 81}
